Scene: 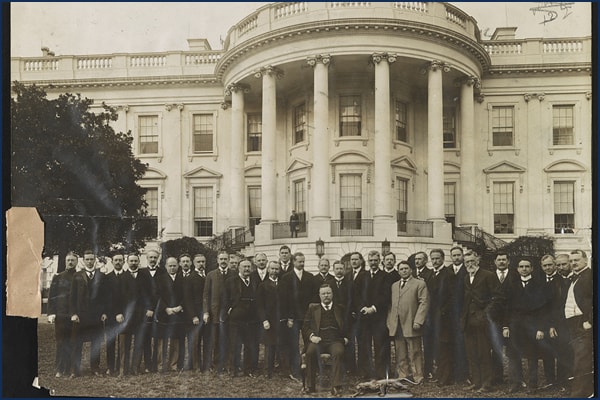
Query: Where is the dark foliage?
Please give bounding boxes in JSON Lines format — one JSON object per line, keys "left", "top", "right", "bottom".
{"left": 160, "top": 236, "right": 218, "bottom": 272}
{"left": 11, "top": 82, "right": 153, "bottom": 264}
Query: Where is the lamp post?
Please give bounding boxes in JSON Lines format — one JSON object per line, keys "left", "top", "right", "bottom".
{"left": 316, "top": 238, "right": 325, "bottom": 259}
{"left": 381, "top": 238, "right": 390, "bottom": 255}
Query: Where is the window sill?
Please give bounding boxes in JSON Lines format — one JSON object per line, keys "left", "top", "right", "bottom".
{"left": 334, "top": 136, "right": 368, "bottom": 147}
{"left": 188, "top": 152, "right": 218, "bottom": 162}
{"left": 289, "top": 142, "right": 309, "bottom": 154}
{"left": 548, "top": 146, "right": 582, "bottom": 155}
{"left": 137, "top": 154, "right": 163, "bottom": 162}
{"left": 487, "top": 147, "right": 520, "bottom": 156}
{"left": 443, "top": 147, "right": 460, "bottom": 157}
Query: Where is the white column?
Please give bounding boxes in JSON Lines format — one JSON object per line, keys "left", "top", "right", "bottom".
{"left": 308, "top": 55, "right": 331, "bottom": 221}
{"left": 372, "top": 53, "right": 396, "bottom": 220}
{"left": 256, "top": 66, "right": 281, "bottom": 224}
{"left": 459, "top": 77, "right": 478, "bottom": 226}
{"left": 227, "top": 83, "right": 248, "bottom": 228}
{"left": 426, "top": 60, "right": 446, "bottom": 221}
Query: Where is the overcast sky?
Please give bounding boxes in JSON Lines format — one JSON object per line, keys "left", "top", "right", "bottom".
{"left": 11, "top": 2, "right": 592, "bottom": 57}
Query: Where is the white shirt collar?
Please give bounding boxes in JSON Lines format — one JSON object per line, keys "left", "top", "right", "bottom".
{"left": 294, "top": 268, "right": 303, "bottom": 280}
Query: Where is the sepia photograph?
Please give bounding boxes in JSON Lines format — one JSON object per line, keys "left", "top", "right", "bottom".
{"left": 8, "top": 1, "right": 594, "bottom": 398}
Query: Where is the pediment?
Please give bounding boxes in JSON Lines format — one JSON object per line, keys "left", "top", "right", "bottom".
{"left": 390, "top": 156, "right": 417, "bottom": 172}
{"left": 483, "top": 161, "right": 526, "bottom": 174}
{"left": 183, "top": 166, "right": 223, "bottom": 179}
{"left": 543, "top": 160, "right": 587, "bottom": 173}
{"left": 143, "top": 167, "right": 167, "bottom": 180}
{"left": 245, "top": 165, "right": 262, "bottom": 178}
{"left": 330, "top": 151, "right": 372, "bottom": 165}
{"left": 444, "top": 161, "right": 461, "bottom": 174}
{"left": 286, "top": 158, "right": 313, "bottom": 174}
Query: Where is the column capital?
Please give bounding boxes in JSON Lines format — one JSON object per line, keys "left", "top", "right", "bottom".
{"left": 455, "top": 75, "right": 481, "bottom": 88}
{"left": 476, "top": 93, "right": 485, "bottom": 103}
{"left": 116, "top": 104, "right": 129, "bottom": 113}
{"left": 253, "top": 65, "right": 284, "bottom": 79}
{"left": 585, "top": 91, "right": 592, "bottom": 100}
{"left": 524, "top": 92, "right": 545, "bottom": 102}
{"left": 164, "top": 103, "right": 185, "bottom": 112}
{"left": 221, "top": 101, "right": 231, "bottom": 110}
{"left": 371, "top": 52, "right": 397, "bottom": 64}
{"left": 420, "top": 59, "right": 451, "bottom": 74}
{"left": 224, "top": 83, "right": 250, "bottom": 96}
{"left": 306, "top": 54, "right": 331, "bottom": 67}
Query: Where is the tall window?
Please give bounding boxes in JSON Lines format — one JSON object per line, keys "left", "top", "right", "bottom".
{"left": 396, "top": 178, "right": 408, "bottom": 231}
{"left": 444, "top": 183, "right": 456, "bottom": 226}
{"left": 395, "top": 101, "right": 408, "bottom": 142}
{"left": 247, "top": 114, "right": 262, "bottom": 152}
{"left": 293, "top": 180, "right": 306, "bottom": 214}
{"left": 443, "top": 107, "right": 456, "bottom": 148}
{"left": 491, "top": 106, "right": 514, "bottom": 146}
{"left": 248, "top": 187, "right": 262, "bottom": 234}
{"left": 554, "top": 181, "right": 575, "bottom": 233}
{"left": 139, "top": 115, "right": 159, "bottom": 154}
{"left": 142, "top": 188, "right": 159, "bottom": 236}
{"left": 340, "top": 174, "right": 362, "bottom": 229}
{"left": 552, "top": 105, "right": 574, "bottom": 145}
{"left": 339, "top": 95, "right": 361, "bottom": 136}
{"left": 493, "top": 182, "right": 514, "bottom": 234}
{"left": 193, "top": 114, "right": 213, "bottom": 153}
{"left": 193, "top": 187, "right": 213, "bottom": 236}
{"left": 293, "top": 103, "right": 306, "bottom": 144}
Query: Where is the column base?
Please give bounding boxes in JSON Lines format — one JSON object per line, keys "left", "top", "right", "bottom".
{"left": 373, "top": 217, "right": 398, "bottom": 240}
{"left": 432, "top": 220, "right": 453, "bottom": 243}
{"left": 308, "top": 218, "right": 331, "bottom": 241}
{"left": 253, "top": 222, "right": 272, "bottom": 243}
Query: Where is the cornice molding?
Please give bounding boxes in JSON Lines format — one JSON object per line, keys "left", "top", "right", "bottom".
{"left": 14, "top": 75, "right": 220, "bottom": 90}
{"left": 486, "top": 63, "right": 592, "bottom": 76}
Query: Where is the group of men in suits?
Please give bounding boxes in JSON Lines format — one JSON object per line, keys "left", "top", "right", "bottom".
{"left": 46, "top": 245, "right": 593, "bottom": 398}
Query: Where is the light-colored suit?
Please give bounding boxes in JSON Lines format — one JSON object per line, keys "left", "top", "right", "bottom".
{"left": 387, "top": 276, "right": 429, "bottom": 382}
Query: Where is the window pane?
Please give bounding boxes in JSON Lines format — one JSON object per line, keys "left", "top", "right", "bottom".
{"left": 340, "top": 174, "right": 361, "bottom": 226}
{"left": 552, "top": 105, "right": 574, "bottom": 145}
{"left": 339, "top": 95, "right": 361, "bottom": 136}
{"left": 294, "top": 180, "right": 305, "bottom": 213}
{"left": 139, "top": 116, "right": 159, "bottom": 154}
{"left": 193, "top": 114, "right": 213, "bottom": 152}
{"left": 248, "top": 187, "right": 262, "bottom": 218}
{"left": 193, "top": 187, "right": 213, "bottom": 236}
{"left": 293, "top": 103, "right": 306, "bottom": 144}
{"left": 143, "top": 188, "right": 159, "bottom": 216}
{"left": 492, "top": 106, "right": 513, "bottom": 146}
{"left": 443, "top": 107, "right": 456, "bottom": 148}
{"left": 397, "top": 178, "right": 407, "bottom": 213}
{"left": 493, "top": 182, "right": 514, "bottom": 233}
{"left": 444, "top": 183, "right": 455, "bottom": 217}
{"left": 395, "top": 101, "right": 407, "bottom": 142}
{"left": 247, "top": 114, "right": 262, "bottom": 152}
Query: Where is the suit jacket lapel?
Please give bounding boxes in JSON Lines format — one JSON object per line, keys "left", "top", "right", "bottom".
{"left": 315, "top": 306, "right": 321, "bottom": 333}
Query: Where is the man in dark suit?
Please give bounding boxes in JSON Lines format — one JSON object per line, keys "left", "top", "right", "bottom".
{"left": 257, "top": 261, "right": 284, "bottom": 378}
{"left": 359, "top": 250, "right": 391, "bottom": 379}
{"left": 302, "top": 284, "right": 349, "bottom": 396}
{"left": 118, "top": 253, "right": 152, "bottom": 376}
{"left": 182, "top": 254, "right": 205, "bottom": 371}
{"left": 382, "top": 251, "right": 400, "bottom": 286}
{"left": 331, "top": 260, "right": 354, "bottom": 373}
{"left": 412, "top": 251, "right": 434, "bottom": 380}
{"left": 349, "top": 251, "right": 368, "bottom": 377}
{"left": 191, "top": 254, "right": 209, "bottom": 371}
{"left": 141, "top": 249, "right": 165, "bottom": 372}
{"left": 445, "top": 246, "right": 469, "bottom": 385}
{"left": 278, "top": 245, "right": 293, "bottom": 275}
{"left": 47, "top": 251, "right": 78, "bottom": 377}
{"left": 490, "top": 251, "right": 517, "bottom": 386}
{"left": 155, "top": 256, "right": 185, "bottom": 372}
{"left": 203, "top": 251, "right": 236, "bottom": 373}
{"left": 280, "top": 251, "right": 317, "bottom": 381}
{"left": 69, "top": 250, "right": 108, "bottom": 377}
{"left": 461, "top": 250, "right": 499, "bottom": 393}
{"left": 225, "top": 259, "right": 259, "bottom": 377}
{"left": 314, "top": 258, "right": 336, "bottom": 286}
{"left": 502, "top": 259, "right": 549, "bottom": 394}
{"left": 250, "top": 252, "right": 268, "bottom": 371}
{"left": 564, "top": 250, "right": 593, "bottom": 398}
{"left": 539, "top": 254, "right": 571, "bottom": 389}
{"left": 103, "top": 253, "right": 127, "bottom": 376}
{"left": 387, "top": 261, "right": 429, "bottom": 384}
{"left": 428, "top": 249, "right": 452, "bottom": 385}
{"left": 555, "top": 253, "right": 572, "bottom": 278}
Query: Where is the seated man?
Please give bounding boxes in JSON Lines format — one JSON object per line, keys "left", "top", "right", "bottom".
{"left": 302, "top": 284, "right": 349, "bottom": 397}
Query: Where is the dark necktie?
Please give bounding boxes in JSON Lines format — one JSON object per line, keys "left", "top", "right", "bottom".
{"left": 87, "top": 271, "right": 94, "bottom": 280}
{"left": 571, "top": 273, "right": 580, "bottom": 283}
{"left": 244, "top": 278, "right": 249, "bottom": 286}
{"left": 401, "top": 280, "right": 407, "bottom": 289}
{"left": 336, "top": 280, "right": 342, "bottom": 288}
{"left": 324, "top": 305, "right": 330, "bottom": 311}
{"left": 499, "top": 270, "right": 506, "bottom": 283}
{"left": 522, "top": 279, "right": 529, "bottom": 287}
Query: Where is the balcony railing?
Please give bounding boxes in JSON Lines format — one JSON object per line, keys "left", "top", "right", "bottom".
{"left": 272, "top": 221, "right": 308, "bottom": 239}
{"left": 397, "top": 220, "right": 434, "bottom": 238}
{"left": 331, "top": 219, "right": 374, "bottom": 236}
